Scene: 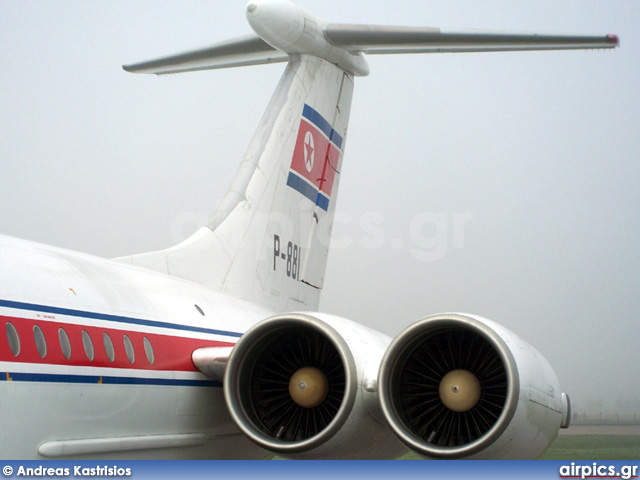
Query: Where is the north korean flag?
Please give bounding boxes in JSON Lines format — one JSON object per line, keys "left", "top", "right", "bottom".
{"left": 286, "top": 104, "right": 342, "bottom": 211}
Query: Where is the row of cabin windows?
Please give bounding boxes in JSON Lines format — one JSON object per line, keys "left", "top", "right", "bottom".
{"left": 4, "top": 322, "right": 155, "bottom": 366}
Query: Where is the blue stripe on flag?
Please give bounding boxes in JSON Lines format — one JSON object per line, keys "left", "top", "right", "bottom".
{"left": 315, "top": 192, "right": 330, "bottom": 211}
{"left": 287, "top": 172, "right": 330, "bottom": 211}
{"left": 302, "top": 104, "right": 343, "bottom": 150}
{"left": 287, "top": 172, "right": 318, "bottom": 204}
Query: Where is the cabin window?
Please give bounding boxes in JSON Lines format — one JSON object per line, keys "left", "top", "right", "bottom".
{"left": 6, "top": 322, "right": 20, "bottom": 357}
{"left": 33, "top": 325, "right": 47, "bottom": 359}
{"left": 58, "top": 328, "right": 71, "bottom": 360}
{"left": 103, "top": 332, "right": 115, "bottom": 363}
{"left": 82, "top": 330, "right": 94, "bottom": 361}
{"left": 143, "top": 337, "right": 154, "bottom": 366}
{"left": 123, "top": 335, "right": 135, "bottom": 364}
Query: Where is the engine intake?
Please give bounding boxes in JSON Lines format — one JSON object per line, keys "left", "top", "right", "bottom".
{"left": 378, "top": 313, "right": 522, "bottom": 458}
{"left": 224, "top": 313, "right": 358, "bottom": 455}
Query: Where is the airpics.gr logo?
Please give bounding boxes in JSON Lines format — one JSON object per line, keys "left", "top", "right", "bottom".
{"left": 286, "top": 104, "right": 342, "bottom": 211}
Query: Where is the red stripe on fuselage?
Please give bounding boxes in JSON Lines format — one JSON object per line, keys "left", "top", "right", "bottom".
{"left": 0, "top": 315, "right": 235, "bottom": 372}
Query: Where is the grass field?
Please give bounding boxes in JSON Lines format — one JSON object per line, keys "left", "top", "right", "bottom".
{"left": 397, "top": 435, "right": 640, "bottom": 460}
{"left": 539, "top": 435, "right": 640, "bottom": 460}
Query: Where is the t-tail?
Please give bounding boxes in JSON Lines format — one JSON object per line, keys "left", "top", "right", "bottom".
{"left": 117, "top": 0, "right": 618, "bottom": 312}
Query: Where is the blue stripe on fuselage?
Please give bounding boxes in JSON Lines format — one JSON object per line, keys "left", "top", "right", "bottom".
{"left": 1, "top": 371, "right": 221, "bottom": 387}
{"left": 0, "top": 299, "right": 243, "bottom": 338}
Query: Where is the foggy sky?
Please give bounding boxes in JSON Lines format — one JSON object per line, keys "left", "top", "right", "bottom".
{"left": 1, "top": 1, "right": 638, "bottom": 412}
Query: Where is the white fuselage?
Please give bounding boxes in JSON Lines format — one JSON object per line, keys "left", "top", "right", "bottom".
{"left": 1, "top": 0, "right": 613, "bottom": 460}
{"left": 0, "top": 234, "right": 271, "bottom": 459}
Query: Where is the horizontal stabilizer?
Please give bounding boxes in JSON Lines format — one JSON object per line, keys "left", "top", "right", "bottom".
{"left": 324, "top": 24, "right": 620, "bottom": 54}
{"left": 124, "top": 7, "right": 618, "bottom": 77}
{"left": 123, "top": 34, "right": 288, "bottom": 75}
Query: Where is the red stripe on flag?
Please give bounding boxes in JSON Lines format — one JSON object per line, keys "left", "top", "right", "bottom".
{"left": 290, "top": 119, "right": 339, "bottom": 197}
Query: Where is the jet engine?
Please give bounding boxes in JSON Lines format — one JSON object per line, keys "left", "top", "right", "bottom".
{"left": 211, "top": 311, "right": 570, "bottom": 459}
{"left": 377, "top": 313, "right": 570, "bottom": 459}
{"left": 222, "top": 312, "right": 406, "bottom": 459}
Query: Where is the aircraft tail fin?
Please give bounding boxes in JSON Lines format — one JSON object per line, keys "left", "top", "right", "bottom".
{"left": 117, "top": 0, "right": 617, "bottom": 312}
{"left": 118, "top": 53, "right": 353, "bottom": 312}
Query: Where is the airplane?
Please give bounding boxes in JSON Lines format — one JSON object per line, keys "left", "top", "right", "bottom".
{"left": 0, "top": 0, "right": 618, "bottom": 460}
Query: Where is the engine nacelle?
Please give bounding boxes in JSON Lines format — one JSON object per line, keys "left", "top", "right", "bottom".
{"left": 223, "top": 312, "right": 406, "bottom": 459}
{"left": 378, "top": 313, "right": 569, "bottom": 459}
